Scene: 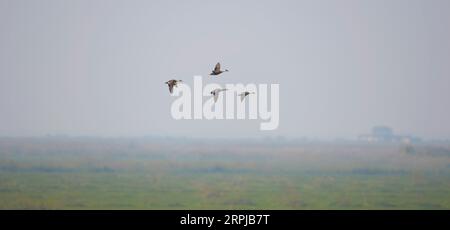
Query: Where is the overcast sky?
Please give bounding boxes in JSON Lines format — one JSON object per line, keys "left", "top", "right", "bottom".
{"left": 0, "top": 0, "right": 449, "bottom": 139}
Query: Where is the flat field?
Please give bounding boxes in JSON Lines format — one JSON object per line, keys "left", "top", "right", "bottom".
{"left": 0, "top": 138, "right": 449, "bottom": 209}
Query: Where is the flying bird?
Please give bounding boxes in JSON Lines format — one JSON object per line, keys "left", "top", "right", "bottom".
{"left": 211, "top": 88, "right": 228, "bottom": 103}
{"left": 238, "top": 91, "right": 255, "bottom": 102}
{"left": 210, "top": 62, "right": 229, "bottom": 76}
{"left": 165, "top": 79, "right": 182, "bottom": 94}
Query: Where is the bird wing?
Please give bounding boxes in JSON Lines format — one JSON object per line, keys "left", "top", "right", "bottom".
{"left": 214, "top": 93, "right": 219, "bottom": 103}
{"left": 240, "top": 93, "right": 245, "bottom": 102}
{"left": 168, "top": 83, "right": 174, "bottom": 94}
{"left": 214, "top": 62, "right": 221, "bottom": 72}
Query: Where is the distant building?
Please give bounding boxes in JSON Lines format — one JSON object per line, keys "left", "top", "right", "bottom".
{"left": 371, "top": 126, "right": 394, "bottom": 141}
{"left": 358, "top": 126, "right": 421, "bottom": 143}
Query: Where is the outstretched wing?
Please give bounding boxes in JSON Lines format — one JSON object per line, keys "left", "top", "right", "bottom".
{"left": 168, "top": 83, "right": 174, "bottom": 94}
{"left": 214, "top": 62, "right": 221, "bottom": 72}
{"left": 240, "top": 93, "right": 245, "bottom": 102}
{"left": 214, "top": 93, "right": 219, "bottom": 103}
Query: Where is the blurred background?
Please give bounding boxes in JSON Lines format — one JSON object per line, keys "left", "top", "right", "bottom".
{"left": 0, "top": 0, "right": 449, "bottom": 209}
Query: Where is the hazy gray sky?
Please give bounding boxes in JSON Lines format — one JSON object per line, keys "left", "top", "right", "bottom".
{"left": 1, "top": 0, "right": 449, "bottom": 139}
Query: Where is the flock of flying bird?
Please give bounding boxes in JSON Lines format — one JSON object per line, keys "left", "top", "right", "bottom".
{"left": 165, "top": 62, "right": 255, "bottom": 103}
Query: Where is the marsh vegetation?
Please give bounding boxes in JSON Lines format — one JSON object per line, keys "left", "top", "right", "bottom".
{"left": 0, "top": 137, "right": 449, "bottom": 209}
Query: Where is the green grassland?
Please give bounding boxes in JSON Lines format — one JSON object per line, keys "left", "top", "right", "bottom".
{"left": 0, "top": 138, "right": 450, "bottom": 209}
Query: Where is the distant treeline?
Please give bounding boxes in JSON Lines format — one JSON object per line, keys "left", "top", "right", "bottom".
{"left": 0, "top": 165, "right": 116, "bottom": 173}
{"left": 403, "top": 146, "right": 450, "bottom": 157}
